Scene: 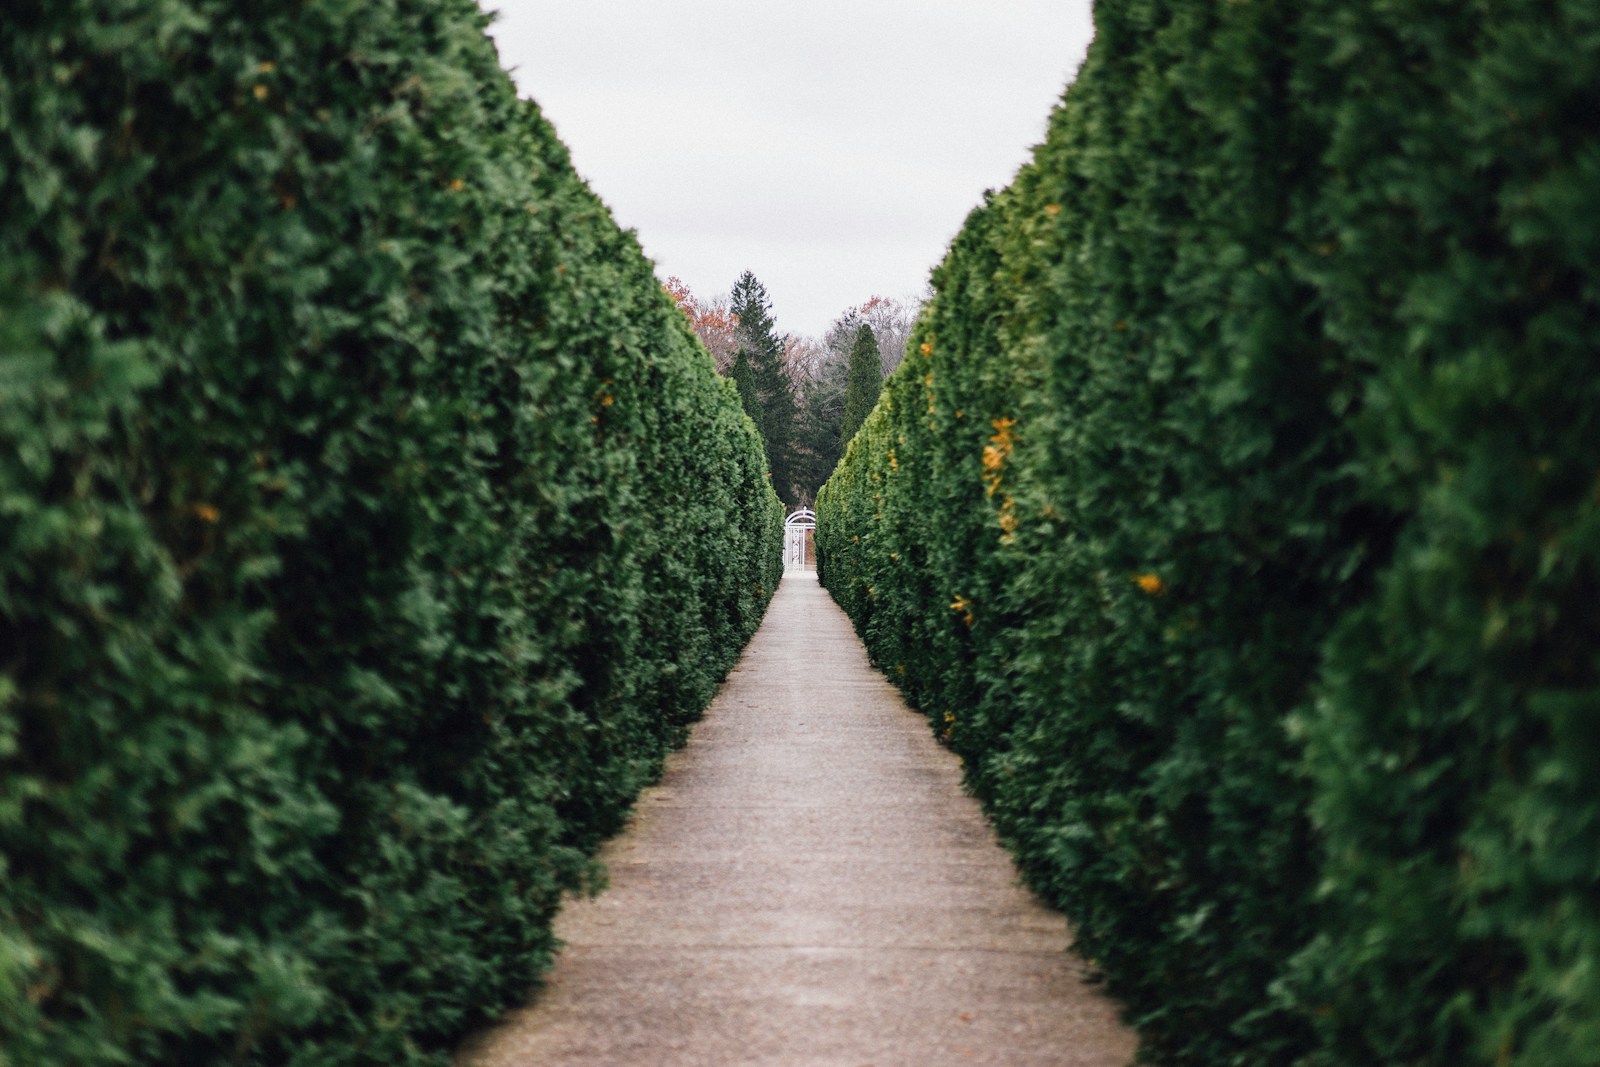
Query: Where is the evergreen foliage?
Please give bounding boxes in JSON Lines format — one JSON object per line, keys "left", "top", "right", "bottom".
{"left": 0, "top": 1, "right": 782, "bottom": 1063}
{"left": 729, "top": 271, "right": 798, "bottom": 504}
{"left": 840, "top": 324, "right": 883, "bottom": 446}
{"left": 818, "top": 2, "right": 1600, "bottom": 1065}
{"left": 730, "top": 346, "right": 761, "bottom": 435}
{"left": 791, "top": 378, "right": 844, "bottom": 506}
{"left": 788, "top": 312, "right": 859, "bottom": 503}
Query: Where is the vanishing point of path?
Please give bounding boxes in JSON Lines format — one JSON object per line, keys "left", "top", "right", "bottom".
{"left": 457, "top": 570, "right": 1138, "bottom": 1067}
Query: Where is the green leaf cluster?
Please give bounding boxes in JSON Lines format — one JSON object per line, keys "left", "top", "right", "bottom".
{"left": 818, "top": 2, "right": 1600, "bottom": 1065}
{"left": 0, "top": 1, "right": 782, "bottom": 1064}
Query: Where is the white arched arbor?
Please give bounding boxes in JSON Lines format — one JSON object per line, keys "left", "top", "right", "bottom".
{"left": 784, "top": 507, "right": 817, "bottom": 570}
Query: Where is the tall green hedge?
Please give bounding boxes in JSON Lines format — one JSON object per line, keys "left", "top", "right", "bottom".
{"left": 0, "top": 1, "right": 782, "bottom": 1063}
{"left": 818, "top": 2, "right": 1600, "bottom": 1065}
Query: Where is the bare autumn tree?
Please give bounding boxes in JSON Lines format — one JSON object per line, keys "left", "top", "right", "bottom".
{"left": 790, "top": 305, "right": 874, "bottom": 503}
{"left": 790, "top": 332, "right": 845, "bottom": 505}
{"left": 663, "top": 276, "right": 739, "bottom": 371}
{"left": 853, "top": 293, "right": 922, "bottom": 376}
{"left": 787, "top": 334, "right": 845, "bottom": 401}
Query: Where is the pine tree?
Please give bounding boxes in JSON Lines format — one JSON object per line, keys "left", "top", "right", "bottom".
{"left": 840, "top": 323, "right": 883, "bottom": 446}
{"left": 792, "top": 376, "right": 844, "bottom": 504}
{"left": 728, "top": 271, "right": 798, "bottom": 503}
{"left": 730, "top": 346, "right": 761, "bottom": 439}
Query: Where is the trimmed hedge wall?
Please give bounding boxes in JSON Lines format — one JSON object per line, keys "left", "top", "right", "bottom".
{"left": 817, "top": 2, "right": 1600, "bottom": 1065}
{"left": 0, "top": 1, "right": 782, "bottom": 1064}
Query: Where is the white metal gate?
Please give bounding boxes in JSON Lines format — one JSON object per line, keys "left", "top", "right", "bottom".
{"left": 784, "top": 507, "right": 817, "bottom": 569}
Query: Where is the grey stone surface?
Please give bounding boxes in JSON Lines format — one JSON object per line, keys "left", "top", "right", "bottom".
{"left": 456, "top": 570, "right": 1138, "bottom": 1067}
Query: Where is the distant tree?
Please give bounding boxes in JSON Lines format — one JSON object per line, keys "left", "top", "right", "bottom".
{"left": 664, "top": 276, "right": 739, "bottom": 370}
{"left": 823, "top": 307, "right": 864, "bottom": 371}
{"left": 779, "top": 307, "right": 866, "bottom": 503}
{"left": 830, "top": 294, "right": 921, "bottom": 377}
{"left": 729, "top": 291, "right": 924, "bottom": 503}
{"left": 783, "top": 334, "right": 829, "bottom": 386}
{"left": 841, "top": 324, "right": 883, "bottom": 444}
{"left": 857, "top": 296, "right": 907, "bottom": 376}
{"left": 729, "top": 271, "right": 799, "bottom": 503}
{"left": 780, "top": 337, "right": 840, "bottom": 504}
{"left": 791, "top": 376, "right": 844, "bottom": 504}
{"left": 730, "top": 345, "right": 760, "bottom": 430}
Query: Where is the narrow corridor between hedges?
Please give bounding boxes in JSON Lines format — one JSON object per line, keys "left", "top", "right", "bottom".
{"left": 456, "top": 570, "right": 1137, "bottom": 1067}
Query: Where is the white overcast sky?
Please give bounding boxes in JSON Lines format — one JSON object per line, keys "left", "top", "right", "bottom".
{"left": 486, "top": 1, "right": 1097, "bottom": 340}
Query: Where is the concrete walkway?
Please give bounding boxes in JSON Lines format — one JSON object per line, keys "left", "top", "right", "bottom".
{"left": 456, "top": 571, "right": 1138, "bottom": 1067}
